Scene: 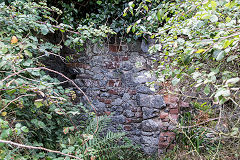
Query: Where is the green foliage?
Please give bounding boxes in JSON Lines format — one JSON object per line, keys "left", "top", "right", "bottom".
{"left": 123, "top": 0, "right": 240, "bottom": 105}
{"left": 0, "top": 1, "right": 142, "bottom": 159}
{"left": 124, "top": 0, "right": 240, "bottom": 158}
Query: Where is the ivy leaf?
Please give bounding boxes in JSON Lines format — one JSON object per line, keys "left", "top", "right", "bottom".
{"left": 226, "top": 77, "right": 240, "bottom": 85}
{"left": 215, "top": 51, "right": 225, "bottom": 61}
{"left": 96, "top": 1, "right": 102, "bottom": 5}
{"left": 172, "top": 78, "right": 180, "bottom": 86}
{"left": 226, "top": 17, "right": 231, "bottom": 22}
{"left": 143, "top": 5, "right": 148, "bottom": 12}
{"left": 1, "top": 47, "right": 8, "bottom": 53}
{"left": 211, "top": 1, "right": 217, "bottom": 10}
{"left": 231, "top": 127, "right": 239, "bottom": 136}
{"left": 227, "top": 55, "right": 238, "bottom": 62}
{"left": 132, "top": 25, "right": 136, "bottom": 33}
{"left": 210, "top": 15, "right": 218, "bottom": 23}
{"left": 34, "top": 100, "right": 44, "bottom": 108}
{"left": 204, "top": 85, "right": 210, "bottom": 95}
{"left": 223, "top": 40, "right": 231, "bottom": 49}
{"left": 41, "top": 25, "right": 49, "bottom": 35}
{"left": 22, "top": 59, "right": 33, "bottom": 66}
{"left": 21, "top": 126, "right": 29, "bottom": 133}
{"left": 157, "top": 10, "right": 162, "bottom": 21}
{"left": 126, "top": 25, "right": 132, "bottom": 33}
{"left": 24, "top": 50, "right": 32, "bottom": 58}
{"left": 215, "top": 88, "right": 230, "bottom": 97}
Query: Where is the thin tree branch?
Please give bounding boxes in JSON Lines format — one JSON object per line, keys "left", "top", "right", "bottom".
{"left": 0, "top": 139, "right": 83, "bottom": 160}
{"left": 0, "top": 94, "right": 36, "bottom": 113}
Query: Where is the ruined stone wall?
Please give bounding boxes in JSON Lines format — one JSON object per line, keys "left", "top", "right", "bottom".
{"left": 66, "top": 41, "right": 179, "bottom": 155}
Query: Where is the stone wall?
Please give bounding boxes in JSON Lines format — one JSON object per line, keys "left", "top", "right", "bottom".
{"left": 66, "top": 41, "right": 179, "bottom": 155}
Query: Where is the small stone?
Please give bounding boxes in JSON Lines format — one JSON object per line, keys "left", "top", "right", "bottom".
{"left": 91, "top": 67, "right": 101, "bottom": 73}
{"left": 133, "top": 71, "right": 156, "bottom": 84}
{"left": 142, "top": 146, "right": 158, "bottom": 155}
{"left": 179, "top": 101, "right": 190, "bottom": 108}
{"left": 112, "top": 115, "right": 125, "bottom": 124}
{"left": 122, "top": 93, "right": 131, "bottom": 101}
{"left": 137, "top": 94, "right": 151, "bottom": 106}
{"left": 128, "top": 89, "right": 137, "bottom": 95}
{"left": 151, "top": 95, "right": 165, "bottom": 109}
{"left": 142, "top": 132, "right": 153, "bottom": 136}
{"left": 136, "top": 85, "right": 154, "bottom": 94}
{"left": 142, "top": 107, "right": 159, "bottom": 119}
{"left": 120, "top": 61, "right": 133, "bottom": 71}
{"left": 141, "top": 136, "right": 158, "bottom": 145}
{"left": 158, "top": 142, "right": 169, "bottom": 149}
{"left": 100, "top": 92, "right": 110, "bottom": 98}
{"left": 104, "top": 99, "right": 112, "bottom": 104}
{"left": 131, "top": 118, "right": 142, "bottom": 123}
{"left": 160, "top": 112, "right": 168, "bottom": 119}
{"left": 111, "top": 106, "right": 123, "bottom": 115}
{"left": 124, "top": 110, "right": 135, "bottom": 118}
{"left": 162, "top": 122, "right": 170, "bottom": 127}
{"left": 159, "top": 136, "right": 167, "bottom": 142}
{"left": 111, "top": 98, "right": 123, "bottom": 106}
{"left": 141, "top": 39, "right": 149, "bottom": 53}
{"left": 131, "top": 107, "right": 138, "bottom": 112}
{"left": 164, "top": 131, "right": 176, "bottom": 137}
{"left": 124, "top": 125, "right": 132, "bottom": 131}
{"left": 108, "top": 89, "right": 118, "bottom": 95}
{"left": 142, "top": 119, "right": 159, "bottom": 132}
{"left": 125, "top": 118, "right": 132, "bottom": 124}
{"left": 92, "top": 101, "right": 106, "bottom": 113}
{"left": 169, "top": 114, "right": 178, "bottom": 121}
{"left": 121, "top": 73, "right": 137, "bottom": 87}
{"left": 121, "top": 45, "right": 128, "bottom": 52}
{"left": 164, "top": 94, "right": 179, "bottom": 105}
{"left": 169, "top": 109, "right": 179, "bottom": 114}
{"left": 135, "top": 112, "right": 143, "bottom": 118}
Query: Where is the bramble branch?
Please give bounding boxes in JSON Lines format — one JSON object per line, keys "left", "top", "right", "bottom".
{"left": 0, "top": 139, "right": 83, "bottom": 160}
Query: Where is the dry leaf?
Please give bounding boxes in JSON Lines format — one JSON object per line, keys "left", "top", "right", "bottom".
{"left": 11, "top": 36, "right": 18, "bottom": 44}
{"left": 1, "top": 112, "right": 7, "bottom": 116}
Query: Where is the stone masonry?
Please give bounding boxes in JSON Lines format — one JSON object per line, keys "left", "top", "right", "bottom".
{"left": 66, "top": 41, "right": 179, "bottom": 155}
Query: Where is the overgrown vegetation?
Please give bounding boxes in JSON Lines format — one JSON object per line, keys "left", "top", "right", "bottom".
{"left": 124, "top": 0, "right": 240, "bottom": 159}
{"left": 1, "top": 0, "right": 240, "bottom": 159}
{"left": 0, "top": 0, "right": 146, "bottom": 159}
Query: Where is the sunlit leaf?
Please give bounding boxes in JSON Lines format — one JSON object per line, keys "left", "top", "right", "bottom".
{"left": 226, "top": 77, "right": 240, "bottom": 85}
{"left": 196, "top": 49, "right": 205, "bottom": 53}
{"left": 211, "top": 1, "right": 217, "bottom": 10}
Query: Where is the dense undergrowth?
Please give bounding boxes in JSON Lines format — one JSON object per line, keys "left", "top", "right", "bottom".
{"left": 124, "top": 0, "right": 240, "bottom": 159}
{"left": 0, "top": 0, "right": 240, "bottom": 159}
{"left": 0, "top": 0, "right": 148, "bottom": 159}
